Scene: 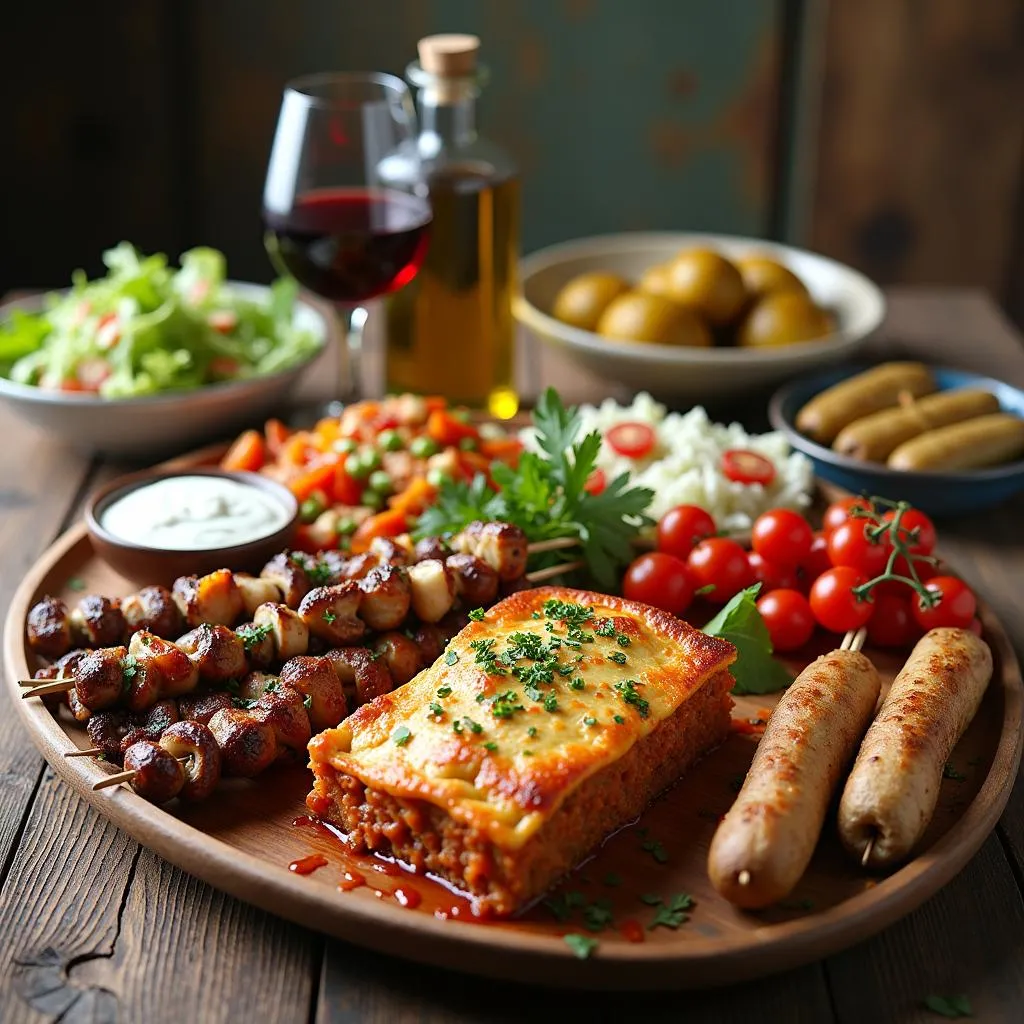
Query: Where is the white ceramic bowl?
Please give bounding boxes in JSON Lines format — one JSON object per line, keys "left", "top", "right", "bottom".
{"left": 514, "top": 232, "right": 885, "bottom": 401}
{"left": 0, "top": 282, "right": 333, "bottom": 458}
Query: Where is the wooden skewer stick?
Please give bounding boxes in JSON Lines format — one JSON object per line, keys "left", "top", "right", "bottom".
{"left": 737, "top": 870, "right": 751, "bottom": 886}
{"left": 525, "top": 537, "right": 581, "bottom": 555}
{"left": 861, "top": 837, "right": 875, "bottom": 868}
{"left": 65, "top": 748, "right": 103, "bottom": 758}
{"left": 20, "top": 678, "right": 75, "bottom": 700}
{"left": 92, "top": 757, "right": 187, "bottom": 792}
{"left": 839, "top": 627, "right": 868, "bottom": 653}
{"left": 524, "top": 560, "right": 587, "bottom": 584}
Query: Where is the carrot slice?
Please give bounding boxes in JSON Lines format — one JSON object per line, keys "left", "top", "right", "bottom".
{"left": 426, "top": 409, "right": 478, "bottom": 447}
{"left": 289, "top": 461, "right": 338, "bottom": 502}
{"left": 388, "top": 476, "right": 435, "bottom": 516}
{"left": 221, "top": 429, "right": 266, "bottom": 472}
{"left": 265, "top": 418, "right": 291, "bottom": 456}
{"left": 350, "top": 509, "right": 408, "bottom": 552}
{"left": 479, "top": 437, "right": 523, "bottom": 463}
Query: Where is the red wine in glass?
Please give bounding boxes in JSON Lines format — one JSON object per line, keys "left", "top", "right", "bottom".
{"left": 263, "top": 187, "right": 432, "bottom": 303}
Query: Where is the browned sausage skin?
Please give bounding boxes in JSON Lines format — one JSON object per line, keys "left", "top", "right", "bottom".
{"left": 838, "top": 627, "right": 992, "bottom": 868}
{"left": 708, "top": 649, "right": 881, "bottom": 908}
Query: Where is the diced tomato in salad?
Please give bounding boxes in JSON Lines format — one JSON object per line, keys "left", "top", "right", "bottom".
{"left": 221, "top": 394, "right": 522, "bottom": 553}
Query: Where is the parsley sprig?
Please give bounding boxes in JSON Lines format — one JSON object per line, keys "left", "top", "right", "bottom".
{"left": 414, "top": 388, "right": 653, "bottom": 588}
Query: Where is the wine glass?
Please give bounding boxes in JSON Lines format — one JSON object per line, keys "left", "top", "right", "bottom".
{"left": 262, "top": 72, "right": 430, "bottom": 408}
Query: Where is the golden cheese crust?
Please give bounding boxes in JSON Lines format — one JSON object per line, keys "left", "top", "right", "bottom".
{"left": 308, "top": 587, "right": 735, "bottom": 902}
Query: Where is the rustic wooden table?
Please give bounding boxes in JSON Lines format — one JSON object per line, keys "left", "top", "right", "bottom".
{"left": 2, "top": 287, "right": 1024, "bottom": 1023}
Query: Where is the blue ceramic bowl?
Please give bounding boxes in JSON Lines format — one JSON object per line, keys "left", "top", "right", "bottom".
{"left": 768, "top": 364, "right": 1024, "bottom": 517}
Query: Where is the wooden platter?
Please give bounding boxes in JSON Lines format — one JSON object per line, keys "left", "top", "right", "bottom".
{"left": 4, "top": 498, "right": 1023, "bottom": 991}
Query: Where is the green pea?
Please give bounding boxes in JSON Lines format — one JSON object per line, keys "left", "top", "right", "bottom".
{"left": 361, "top": 489, "right": 385, "bottom": 511}
{"left": 459, "top": 436, "right": 478, "bottom": 451}
{"left": 378, "top": 429, "right": 403, "bottom": 452}
{"left": 426, "top": 468, "right": 453, "bottom": 488}
{"left": 336, "top": 516, "right": 358, "bottom": 536}
{"left": 409, "top": 436, "right": 440, "bottom": 459}
{"left": 333, "top": 437, "right": 358, "bottom": 454}
{"left": 344, "top": 452, "right": 370, "bottom": 479}
{"left": 299, "top": 496, "right": 325, "bottom": 523}
{"left": 451, "top": 408, "right": 472, "bottom": 424}
{"left": 358, "top": 448, "right": 383, "bottom": 474}
{"left": 367, "top": 470, "right": 393, "bottom": 496}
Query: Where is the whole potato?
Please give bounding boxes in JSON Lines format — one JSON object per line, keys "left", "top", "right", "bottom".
{"left": 596, "top": 291, "right": 712, "bottom": 347}
{"left": 735, "top": 255, "right": 809, "bottom": 301}
{"left": 666, "top": 248, "right": 747, "bottom": 326}
{"left": 738, "top": 291, "right": 835, "bottom": 348}
{"left": 552, "top": 272, "right": 630, "bottom": 331}
{"left": 637, "top": 263, "right": 673, "bottom": 298}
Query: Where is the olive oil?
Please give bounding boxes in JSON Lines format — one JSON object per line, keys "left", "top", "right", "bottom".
{"left": 384, "top": 164, "right": 520, "bottom": 417}
{"left": 382, "top": 33, "right": 521, "bottom": 419}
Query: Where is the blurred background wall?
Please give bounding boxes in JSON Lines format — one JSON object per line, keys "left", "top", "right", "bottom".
{"left": 2, "top": 0, "right": 1022, "bottom": 323}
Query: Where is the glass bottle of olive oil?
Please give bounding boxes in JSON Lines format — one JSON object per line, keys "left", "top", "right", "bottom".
{"left": 382, "top": 34, "right": 521, "bottom": 419}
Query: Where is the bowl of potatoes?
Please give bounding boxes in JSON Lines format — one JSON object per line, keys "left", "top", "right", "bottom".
{"left": 514, "top": 232, "right": 885, "bottom": 400}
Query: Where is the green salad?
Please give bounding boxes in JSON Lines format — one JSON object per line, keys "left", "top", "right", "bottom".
{"left": 0, "top": 243, "right": 322, "bottom": 398}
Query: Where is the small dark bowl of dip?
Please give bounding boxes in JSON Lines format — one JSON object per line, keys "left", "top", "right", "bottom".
{"left": 85, "top": 468, "right": 300, "bottom": 587}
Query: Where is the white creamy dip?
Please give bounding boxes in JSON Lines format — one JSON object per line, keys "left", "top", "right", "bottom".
{"left": 101, "top": 475, "right": 291, "bottom": 550}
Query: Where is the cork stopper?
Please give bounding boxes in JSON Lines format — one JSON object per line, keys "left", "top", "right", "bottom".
{"left": 417, "top": 34, "right": 480, "bottom": 78}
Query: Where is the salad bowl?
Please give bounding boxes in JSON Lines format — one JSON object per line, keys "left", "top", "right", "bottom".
{"left": 0, "top": 247, "right": 332, "bottom": 458}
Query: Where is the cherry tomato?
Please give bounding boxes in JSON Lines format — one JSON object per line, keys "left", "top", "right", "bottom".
{"left": 882, "top": 507, "right": 937, "bottom": 556}
{"left": 606, "top": 421, "right": 656, "bottom": 459}
{"left": 969, "top": 617, "right": 984, "bottom": 638}
{"left": 720, "top": 449, "right": 776, "bottom": 486}
{"left": 797, "top": 531, "right": 833, "bottom": 590}
{"left": 751, "top": 509, "right": 814, "bottom": 568}
{"left": 748, "top": 551, "right": 799, "bottom": 592}
{"left": 822, "top": 496, "right": 873, "bottom": 535}
{"left": 686, "top": 538, "right": 755, "bottom": 604}
{"left": 756, "top": 589, "right": 816, "bottom": 652}
{"left": 622, "top": 552, "right": 694, "bottom": 616}
{"left": 656, "top": 504, "right": 716, "bottom": 558}
{"left": 910, "top": 576, "right": 977, "bottom": 631}
{"left": 827, "top": 520, "right": 891, "bottom": 578}
{"left": 809, "top": 566, "right": 874, "bottom": 633}
{"left": 584, "top": 468, "right": 606, "bottom": 495}
{"left": 866, "top": 592, "right": 920, "bottom": 648}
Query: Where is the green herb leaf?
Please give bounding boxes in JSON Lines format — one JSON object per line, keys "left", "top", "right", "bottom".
{"left": 444, "top": 650, "right": 459, "bottom": 666}
{"left": 563, "top": 934, "right": 599, "bottom": 960}
{"left": 702, "top": 585, "right": 792, "bottom": 696}
{"left": 66, "top": 576, "right": 86, "bottom": 592}
{"left": 922, "top": 994, "right": 972, "bottom": 1018}
{"left": 641, "top": 838, "right": 669, "bottom": 864}
{"left": 391, "top": 726, "right": 412, "bottom": 747}
{"left": 639, "top": 893, "right": 663, "bottom": 906}
{"left": 468, "top": 608, "right": 485, "bottom": 621}
{"left": 943, "top": 763, "right": 967, "bottom": 782}
{"left": 648, "top": 892, "right": 693, "bottom": 930}
{"left": 583, "top": 898, "right": 614, "bottom": 932}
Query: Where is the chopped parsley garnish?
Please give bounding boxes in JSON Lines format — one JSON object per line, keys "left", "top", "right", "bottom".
{"left": 444, "top": 650, "right": 459, "bottom": 666}
{"left": 452, "top": 720, "right": 463, "bottom": 734}
{"left": 543, "top": 692, "right": 559, "bottom": 713}
{"left": 515, "top": 659, "right": 557, "bottom": 688}
{"left": 613, "top": 714, "right": 625, "bottom": 725}
{"left": 563, "top": 934, "right": 598, "bottom": 959}
{"left": 483, "top": 741, "right": 498, "bottom": 752}
{"left": 391, "top": 726, "right": 412, "bottom": 747}
{"left": 322, "top": 610, "right": 337, "bottom": 624}
{"left": 505, "top": 631, "right": 547, "bottom": 662}
{"left": 524, "top": 683, "right": 543, "bottom": 702}
{"left": 615, "top": 679, "right": 649, "bottom": 718}
{"left": 488, "top": 690, "right": 525, "bottom": 719}
{"left": 583, "top": 716, "right": 597, "bottom": 727}
{"left": 639, "top": 893, "right": 663, "bottom": 906}
{"left": 469, "top": 638, "right": 506, "bottom": 676}
{"left": 583, "top": 898, "right": 614, "bottom": 932}
{"left": 531, "top": 611, "right": 542, "bottom": 619}
{"left": 302, "top": 694, "right": 313, "bottom": 711}
{"left": 232, "top": 696, "right": 259, "bottom": 710}
{"left": 641, "top": 838, "right": 669, "bottom": 864}
{"left": 943, "top": 763, "right": 967, "bottom": 781}
{"left": 436, "top": 685, "right": 452, "bottom": 698}
{"left": 922, "top": 994, "right": 973, "bottom": 1018}
{"left": 595, "top": 618, "right": 616, "bottom": 638}
{"left": 648, "top": 892, "right": 693, "bottom": 930}
{"left": 543, "top": 598, "right": 594, "bottom": 626}
{"left": 616, "top": 634, "right": 631, "bottom": 647}
{"left": 120, "top": 656, "right": 139, "bottom": 691}
{"left": 565, "top": 625, "right": 594, "bottom": 645}
{"left": 603, "top": 873, "right": 621, "bottom": 887}
{"left": 608, "top": 651, "right": 627, "bottom": 665}
{"left": 428, "top": 703, "right": 444, "bottom": 717}
{"left": 66, "top": 576, "right": 86, "bottom": 592}
{"left": 527, "top": 726, "right": 538, "bottom": 738}
{"left": 468, "top": 608, "right": 486, "bottom": 621}
{"left": 463, "top": 717, "right": 483, "bottom": 734}
{"left": 291, "top": 553, "right": 334, "bottom": 586}
{"left": 237, "top": 622, "right": 272, "bottom": 650}
{"left": 570, "top": 677, "right": 585, "bottom": 691}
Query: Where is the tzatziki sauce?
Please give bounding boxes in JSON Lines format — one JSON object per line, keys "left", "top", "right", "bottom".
{"left": 101, "top": 475, "right": 291, "bottom": 550}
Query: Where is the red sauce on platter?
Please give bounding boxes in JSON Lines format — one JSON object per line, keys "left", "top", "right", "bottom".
{"left": 288, "top": 853, "right": 329, "bottom": 876}
{"left": 620, "top": 919, "right": 645, "bottom": 943}
{"left": 338, "top": 870, "right": 366, "bottom": 892}
{"left": 394, "top": 886, "right": 422, "bottom": 909}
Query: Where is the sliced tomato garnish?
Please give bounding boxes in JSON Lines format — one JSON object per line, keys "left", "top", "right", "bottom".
{"left": 606, "top": 421, "right": 656, "bottom": 459}
{"left": 584, "top": 468, "right": 606, "bottom": 495}
{"left": 721, "top": 449, "right": 776, "bottom": 486}
{"left": 208, "top": 310, "right": 239, "bottom": 334}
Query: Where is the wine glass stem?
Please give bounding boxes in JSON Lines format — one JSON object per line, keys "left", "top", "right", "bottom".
{"left": 338, "top": 305, "right": 368, "bottom": 402}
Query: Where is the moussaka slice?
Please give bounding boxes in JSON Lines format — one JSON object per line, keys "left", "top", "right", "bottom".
{"left": 307, "top": 586, "right": 736, "bottom": 916}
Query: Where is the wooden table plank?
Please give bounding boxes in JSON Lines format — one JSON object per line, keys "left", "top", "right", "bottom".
{"left": 825, "top": 833, "right": 1024, "bottom": 1023}
{"left": 314, "top": 941, "right": 834, "bottom": 1023}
